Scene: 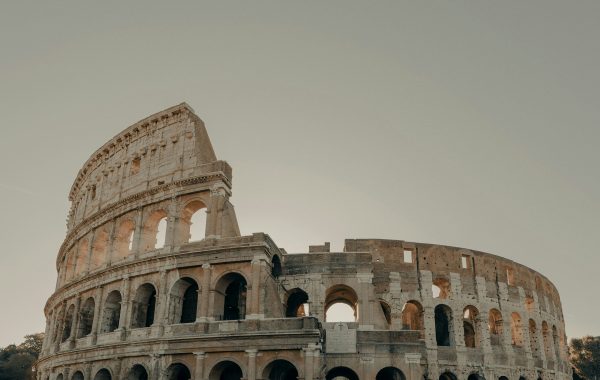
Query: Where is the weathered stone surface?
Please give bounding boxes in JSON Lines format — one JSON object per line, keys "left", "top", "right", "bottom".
{"left": 37, "top": 104, "right": 571, "bottom": 380}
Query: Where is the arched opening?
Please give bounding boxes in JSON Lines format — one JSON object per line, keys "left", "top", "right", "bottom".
{"left": 434, "top": 304, "right": 453, "bottom": 346}
{"left": 325, "top": 285, "right": 358, "bottom": 322}
{"left": 499, "top": 377, "right": 509, "bottom": 380}
{"left": 166, "top": 363, "right": 192, "bottom": 380}
{"left": 53, "top": 309, "right": 64, "bottom": 343}
{"left": 141, "top": 210, "right": 168, "bottom": 251}
{"left": 62, "top": 304, "right": 75, "bottom": 342}
{"left": 262, "top": 359, "right": 299, "bottom": 380}
{"left": 529, "top": 319, "right": 540, "bottom": 356}
{"left": 90, "top": 228, "right": 109, "bottom": 270}
{"left": 439, "top": 372, "right": 457, "bottom": 380}
{"left": 101, "top": 290, "right": 122, "bottom": 333}
{"left": 169, "top": 277, "right": 199, "bottom": 324}
{"left": 376, "top": 366, "right": 405, "bottom": 380}
{"left": 518, "top": 376, "right": 526, "bottom": 380}
{"left": 181, "top": 200, "right": 207, "bottom": 243}
{"left": 285, "top": 288, "right": 309, "bottom": 317}
{"left": 72, "top": 371, "right": 84, "bottom": 380}
{"left": 463, "top": 305, "right": 480, "bottom": 348}
{"left": 215, "top": 273, "right": 247, "bottom": 320}
{"left": 325, "top": 366, "right": 359, "bottom": 380}
{"left": 56, "top": 375, "right": 64, "bottom": 380}
{"left": 75, "top": 239, "right": 89, "bottom": 276}
{"left": 271, "top": 255, "right": 282, "bottom": 278}
{"left": 488, "top": 309, "right": 503, "bottom": 346}
{"left": 401, "top": 301, "right": 424, "bottom": 333}
{"left": 77, "top": 297, "right": 95, "bottom": 338}
{"left": 208, "top": 360, "right": 243, "bottom": 380}
{"left": 94, "top": 369, "right": 112, "bottom": 380}
{"left": 380, "top": 300, "right": 392, "bottom": 326}
{"left": 467, "top": 374, "right": 484, "bottom": 380}
{"left": 542, "top": 321, "right": 551, "bottom": 357}
{"left": 432, "top": 278, "right": 450, "bottom": 299}
{"left": 131, "top": 283, "right": 157, "bottom": 328}
{"left": 114, "top": 219, "right": 135, "bottom": 260}
{"left": 126, "top": 365, "right": 149, "bottom": 380}
{"left": 511, "top": 312, "right": 523, "bottom": 347}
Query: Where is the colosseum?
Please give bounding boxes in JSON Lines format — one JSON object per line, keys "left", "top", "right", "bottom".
{"left": 37, "top": 103, "right": 570, "bottom": 380}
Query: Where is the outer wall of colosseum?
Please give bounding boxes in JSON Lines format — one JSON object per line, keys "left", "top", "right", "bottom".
{"left": 36, "top": 103, "right": 571, "bottom": 380}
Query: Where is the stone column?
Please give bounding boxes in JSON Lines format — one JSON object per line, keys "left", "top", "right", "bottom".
{"left": 164, "top": 197, "right": 178, "bottom": 252}
{"left": 245, "top": 349, "right": 258, "bottom": 380}
{"left": 68, "top": 295, "right": 81, "bottom": 348}
{"left": 84, "top": 362, "right": 92, "bottom": 380}
{"left": 119, "top": 276, "right": 132, "bottom": 339}
{"left": 206, "top": 185, "right": 227, "bottom": 238}
{"left": 247, "top": 258, "right": 263, "bottom": 319}
{"left": 106, "top": 220, "right": 117, "bottom": 267}
{"left": 302, "top": 347, "right": 314, "bottom": 380}
{"left": 151, "top": 354, "right": 161, "bottom": 380}
{"left": 200, "top": 264, "right": 212, "bottom": 321}
{"left": 131, "top": 208, "right": 144, "bottom": 257}
{"left": 194, "top": 352, "right": 206, "bottom": 380}
{"left": 478, "top": 309, "right": 493, "bottom": 365}
{"left": 357, "top": 272, "right": 374, "bottom": 329}
{"left": 156, "top": 269, "right": 169, "bottom": 334}
{"left": 91, "top": 286, "right": 104, "bottom": 344}
{"left": 405, "top": 353, "right": 422, "bottom": 380}
{"left": 54, "top": 302, "right": 67, "bottom": 352}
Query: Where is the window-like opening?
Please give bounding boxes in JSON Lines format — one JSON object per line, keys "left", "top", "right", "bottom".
{"left": 115, "top": 219, "right": 135, "bottom": 260}
{"left": 326, "top": 367, "right": 359, "bottom": 380}
{"left": 285, "top": 288, "right": 309, "bottom": 317}
{"left": 101, "top": 290, "right": 122, "bottom": 333}
{"left": 461, "top": 254, "right": 473, "bottom": 270}
{"left": 467, "top": 374, "right": 484, "bottom": 380}
{"left": 166, "top": 363, "right": 191, "bottom": 380}
{"left": 208, "top": 360, "right": 243, "bottom": 380}
{"left": 488, "top": 309, "right": 503, "bottom": 346}
{"left": 62, "top": 304, "right": 75, "bottom": 342}
{"left": 499, "top": 377, "right": 509, "bottom": 380}
{"left": 434, "top": 304, "right": 453, "bottom": 346}
{"left": 380, "top": 301, "right": 392, "bottom": 326}
{"left": 77, "top": 297, "right": 95, "bottom": 338}
{"left": 94, "top": 369, "right": 112, "bottom": 380}
{"left": 141, "top": 210, "right": 168, "bottom": 251}
{"left": 180, "top": 200, "right": 207, "bottom": 243}
{"left": 130, "top": 157, "right": 141, "bottom": 175}
{"left": 214, "top": 273, "right": 247, "bottom": 320}
{"left": 511, "top": 312, "right": 523, "bottom": 347}
{"left": 90, "top": 228, "right": 109, "bottom": 271}
{"left": 403, "top": 249, "right": 413, "bottom": 263}
{"left": 72, "top": 372, "right": 84, "bottom": 380}
{"left": 56, "top": 375, "right": 64, "bottom": 380}
{"left": 126, "top": 364, "right": 149, "bottom": 380}
{"left": 169, "top": 277, "right": 199, "bottom": 324}
{"left": 529, "top": 319, "right": 539, "bottom": 357}
{"left": 131, "top": 283, "right": 157, "bottom": 328}
{"left": 401, "top": 301, "right": 424, "bottom": 335}
{"left": 463, "top": 306, "right": 480, "bottom": 348}
{"left": 506, "top": 267, "right": 515, "bottom": 285}
{"left": 263, "top": 359, "right": 299, "bottom": 380}
{"left": 432, "top": 278, "right": 450, "bottom": 299}
{"left": 325, "top": 284, "right": 358, "bottom": 323}
{"left": 439, "top": 372, "right": 458, "bottom": 380}
{"left": 525, "top": 296, "right": 535, "bottom": 314}
{"left": 271, "top": 255, "right": 282, "bottom": 278}
{"left": 376, "top": 367, "right": 406, "bottom": 380}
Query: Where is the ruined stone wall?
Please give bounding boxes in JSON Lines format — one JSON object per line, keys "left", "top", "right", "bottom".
{"left": 37, "top": 105, "right": 570, "bottom": 380}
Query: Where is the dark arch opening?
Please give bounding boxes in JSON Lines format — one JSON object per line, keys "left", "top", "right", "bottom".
{"left": 209, "top": 360, "right": 243, "bottom": 380}
{"left": 72, "top": 371, "right": 84, "bottom": 380}
{"left": 62, "top": 304, "right": 75, "bottom": 342}
{"left": 272, "top": 255, "right": 282, "bottom": 278}
{"left": 286, "top": 289, "right": 309, "bottom": 317}
{"left": 499, "top": 376, "right": 509, "bottom": 380}
{"left": 326, "top": 366, "right": 359, "bottom": 380}
{"left": 77, "top": 297, "right": 95, "bottom": 338}
{"left": 169, "top": 277, "right": 199, "bottom": 324}
{"left": 435, "top": 304, "right": 453, "bottom": 346}
{"left": 131, "top": 283, "right": 157, "bottom": 328}
{"left": 101, "top": 290, "right": 122, "bottom": 333}
{"left": 263, "top": 359, "right": 298, "bottom": 380}
{"left": 166, "top": 363, "right": 191, "bottom": 380}
{"left": 376, "top": 366, "right": 405, "bottom": 380}
{"left": 126, "top": 364, "right": 149, "bottom": 380}
{"left": 94, "top": 369, "right": 112, "bottom": 380}
{"left": 439, "top": 372, "right": 457, "bottom": 380}
{"left": 215, "top": 273, "right": 247, "bottom": 320}
{"left": 468, "top": 374, "right": 484, "bottom": 380}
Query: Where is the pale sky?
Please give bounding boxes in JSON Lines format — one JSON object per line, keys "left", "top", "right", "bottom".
{"left": 1, "top": 1, "right": 599, "bottom": 346}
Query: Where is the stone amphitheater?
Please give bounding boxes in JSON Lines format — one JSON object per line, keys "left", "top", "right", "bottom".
{"left": 36, "top": 103, "right": 571, "bottom": 380}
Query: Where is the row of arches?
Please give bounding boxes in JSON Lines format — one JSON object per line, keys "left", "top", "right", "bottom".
{"left": 63, "top": 200, "right": 207, "bottom": 282}
{"left": 51, "top": 359, "right": 298, "bottom": 380}
{"left": 51, "top": 274, "right": 248, "bottom": 345}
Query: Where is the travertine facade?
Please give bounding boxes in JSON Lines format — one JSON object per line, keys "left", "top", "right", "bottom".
{"left": 37, "top": 104, "right": 570, "bottom": 380}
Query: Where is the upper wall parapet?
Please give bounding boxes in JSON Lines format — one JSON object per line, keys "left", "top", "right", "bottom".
{"left": 66, "top": 103, "right": 228, "bottom": 230}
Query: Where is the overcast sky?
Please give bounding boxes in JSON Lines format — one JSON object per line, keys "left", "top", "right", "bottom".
{"left": 1, "top": 1, "right": 598, "bottom": 346}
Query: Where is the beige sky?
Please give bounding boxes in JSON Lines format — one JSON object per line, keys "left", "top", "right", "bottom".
{"left": 1, "top": 1, "right": 599, "bottom": 346}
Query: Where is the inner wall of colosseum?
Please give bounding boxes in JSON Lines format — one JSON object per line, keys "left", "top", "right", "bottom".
{"left": 37, "top": 103, "right": 570, "bottom": 380}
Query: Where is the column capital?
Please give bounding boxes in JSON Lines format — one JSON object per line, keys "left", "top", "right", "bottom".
{"left": 245, "top": 349, "right": 258, "bottom": 357}
{"left": 194, "top": 351, "right": 206, "bottom": 358}
{"left": 405, "top": 353, "right": 422, "bottom": 364}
